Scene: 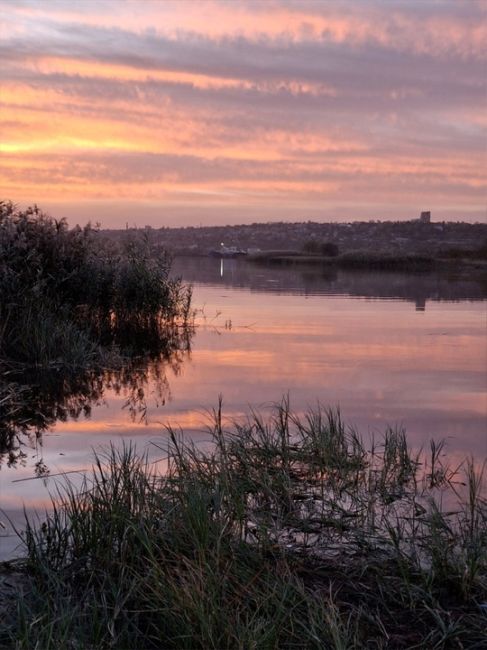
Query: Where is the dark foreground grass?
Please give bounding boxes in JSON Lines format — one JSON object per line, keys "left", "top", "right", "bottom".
{"left": 1, "top": 401, "right": 486, "bottom": 649}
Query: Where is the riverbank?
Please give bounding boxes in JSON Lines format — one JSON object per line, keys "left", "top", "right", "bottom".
{"left": 103, "top": 219, "right": 487, "bottom": 263}
{"left": 1, "top": 402, "right": 485, "bottom": 649}
{"left": 247, "top": 250, "right": 487, "bottom": 273}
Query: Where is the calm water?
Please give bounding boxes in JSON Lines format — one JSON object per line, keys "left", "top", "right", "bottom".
{"left": 1, "top": 258, "right": 486, "bottom": 559}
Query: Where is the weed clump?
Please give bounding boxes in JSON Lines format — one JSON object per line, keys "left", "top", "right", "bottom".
{"left": 0, "top": 201, "right": 193, "bottom": 459}
{"left": 0, "top": 201, "right": 192, "bottom": 368}
{"left": 2, "top": 401, "right": 485, "bottom": 649}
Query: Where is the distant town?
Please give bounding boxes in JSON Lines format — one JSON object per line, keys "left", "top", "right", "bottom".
{"left": 103, "top": 214, "right": 487, "bottom": 260}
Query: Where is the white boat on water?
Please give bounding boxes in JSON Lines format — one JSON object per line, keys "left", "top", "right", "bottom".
{"left": 209, "top": 244, "right": 246, "bottom": 258}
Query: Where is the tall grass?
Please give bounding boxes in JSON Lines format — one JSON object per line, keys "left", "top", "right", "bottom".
{"left": 2, "top": 401, "right": 485, "bottom": 649}
{"left": 0, "top": 201, "right": 193, "bottom": 371}
{"left": 0, "top": 201, "right": 193, "bottom": 460}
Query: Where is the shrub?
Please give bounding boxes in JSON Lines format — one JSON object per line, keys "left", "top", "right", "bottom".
{"left": 0, "top": 201, "right": 192, "bottom": 370}
{"left": 319, "top": 241, "right": 339, "bottom": 257}
{"left": 302, "top": 239, "right": 339, "bottom": 256}
{"left": 0, "top": 202, "right": 193, "bottom": 458}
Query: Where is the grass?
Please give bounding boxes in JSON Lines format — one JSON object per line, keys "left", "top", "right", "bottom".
{"left": 1, "top": 400, "right": 485, "bottom": 649}
{"left": 0, "top": 202, "right": 194, "bottom": 462}
{"left": 0, "top": 201, "right": 193, "bottom": 373}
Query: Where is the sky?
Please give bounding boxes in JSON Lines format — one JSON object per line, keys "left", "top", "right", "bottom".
{"left": 1, "top": 0, "right": 486, "bottom": 228}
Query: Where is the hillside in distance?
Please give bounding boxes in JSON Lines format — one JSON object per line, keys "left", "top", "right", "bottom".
{"left": 102, "top": 219, "right": 487, "bottom": 258}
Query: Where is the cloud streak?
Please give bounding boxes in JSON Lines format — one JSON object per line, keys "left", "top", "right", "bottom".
{"left": 0, "top": 0, "right": 485, "bottom": 225}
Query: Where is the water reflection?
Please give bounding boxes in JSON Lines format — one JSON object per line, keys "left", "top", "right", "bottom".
{"left": 2, "top": 258, "right": 485, "bottom": 470}
{"left": 0, "top": 346, "right": 191, "bottom": 470}
{"left": 172, "top": 256, "right": 487, "bottom": 308}
{"left": 1, "top": 258, "right": 486, "bottom": 560}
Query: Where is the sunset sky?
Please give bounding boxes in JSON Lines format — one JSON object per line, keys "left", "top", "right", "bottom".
{"left": 1, "top": 0, "right": 486, "bottom": 227}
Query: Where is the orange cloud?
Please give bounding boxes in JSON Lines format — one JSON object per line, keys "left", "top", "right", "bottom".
{"left": 1, "top": 1, "right": 485, "bottom": 223}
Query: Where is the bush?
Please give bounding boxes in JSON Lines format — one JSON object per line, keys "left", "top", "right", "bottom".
{"left": 302, "top": 239, "right": 339, "bottom": 256}
{"left": 320, "top": 241, "right": 339, "bottom": 257}
{"left": 0, "top": 202, "right": 193, "bottom": 461}
{"left": 439, "top": 240, "right": 487, "bottom": 261}
{"left": 0, "top": 201, "right": 192, "bottom": 370}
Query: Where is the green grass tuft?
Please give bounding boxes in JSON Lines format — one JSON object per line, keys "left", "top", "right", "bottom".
{"left": 2, "top": 400, "right": 485, "bottom": 649}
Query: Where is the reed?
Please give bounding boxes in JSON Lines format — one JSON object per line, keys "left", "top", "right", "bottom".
{"left": 2, "top": 400, "right": 485, "bottom": 649}
{"left": 0, "top": 202, "right": 193, "bottom": 461}
{"left": 0, "top": 201, "right": 193, "bottom": 372}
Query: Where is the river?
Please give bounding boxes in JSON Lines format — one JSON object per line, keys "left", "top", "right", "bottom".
{"left": 1, "top": 257, "right": 486, "bottom": 560}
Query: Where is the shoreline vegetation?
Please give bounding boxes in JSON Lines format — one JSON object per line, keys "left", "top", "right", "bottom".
{"left": 246, "top": 248, "right": 487, "bottom": 273}
{"left": 1, "top": 401, "right": 486, "bottom": 648}
{"left": 1, "top": 203, "right": 486, "bottom": 647}
{"left": 249, "top": 250, "right": 437, "bottom": 272}
{"left": 0, "top": 201, "right": 193, "bottom": 462}
{"left": 103, "top": 218, "right": 487, "bottom": 274}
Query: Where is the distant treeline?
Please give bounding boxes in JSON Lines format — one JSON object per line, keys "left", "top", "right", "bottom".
{"left": 250, "top": 250, "right": 436, "bottom": 272}
{"left": 102, "top": 219, "right": 487, "bottom": 259}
